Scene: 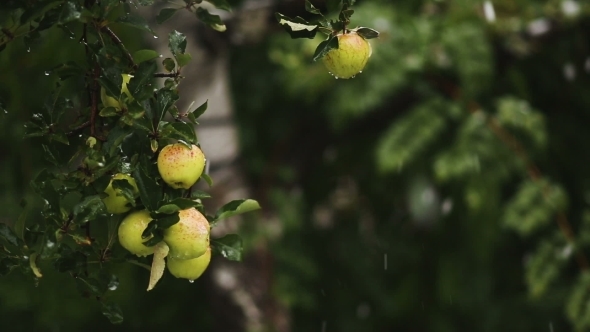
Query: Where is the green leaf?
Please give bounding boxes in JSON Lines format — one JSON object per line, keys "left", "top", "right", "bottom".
{"left": 213, "top": 199, "right": 261, "bottom": 222}
{"left": 275, "top": 13, "right": 318, "bottom": 39}
{"left": 211, "top": 234, "right": 242, "bottom": 261}
{"left": 206, "top": 0, "right": 231, "bottom": 11}
{"left": 127, "top": 61, "right": 157, "bottom": 101}
{"left": 132, "top": 49, "right": 160, "bottom": 64}
{"left": 176, "top": 53, "right": 192, "bottom": 67}
{"left": 159, "top": 122, "right": 197, "bottom": 144}
{"left": 59, "top": 1, "right": 81, "bottom": 24}
{"left": 133, "top": 164, "right": 161, "bottom": 212}
{"left": 102, "top": 301, "right": 124, "bottom": 324}
{"left": 305, "top": 1, "right": 322, "bottom": 15}
{"left": 191, "top": 100, "right": 208, "bottom": 119}
{"left": 200, "top": 173, "right": 213, "bottom": 187}
{"left": 99, "top": 107, "right": 119, "bottom": 117}
{"left": 156, "top": 8, "right": 178, "bottom": 24}
{"left": 155, "top": 212, "right": 180, "bottom": 229}
{"left": 355, "top": 27, "right": 379, "bottom": 39}
{"left": 313, "top": 35, "right": 338, "bottom": 61}
{"left": 155, "top": 89, "right": 180, "bottom": 122}
{"left": 116, "top": 14, "right": 155, "bottom": 35}
{"left": 195, "top": 7, "right": 226, "bottom": 32}
{"left": 157, "top": 198, "right": 202, "bottom": 214}
{"left": 0, "top": 224, "right": 20, "bottom": 247}
{"left": 162, "top": 58, "right": 176, "bottom": 72}
{"left": 111, "top": 179, "right": 137, "bottom": 208}
{"left": 73, "top": 195, "right": 106, "bottom": 223}
{"left": 168, "top": 30, "right": 187, "bottom": 56}
{"left": 50, "top": 61, "right": 86, "bottom": 80}
{"left": 190, "top": 190, "right": 211, "bottom": 200}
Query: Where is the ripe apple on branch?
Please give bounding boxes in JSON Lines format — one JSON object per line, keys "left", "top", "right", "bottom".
{"left": 276, "top": 0, "right": 379, "bottom": 79}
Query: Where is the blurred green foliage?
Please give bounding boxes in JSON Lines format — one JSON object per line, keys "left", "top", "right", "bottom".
{"left": 2, "top": 0, "right": 590, "bottom": 331}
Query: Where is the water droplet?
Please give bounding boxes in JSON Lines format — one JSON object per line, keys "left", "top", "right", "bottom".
{"left": 335, "top": 76, "right": 339, "bottom": 79}
{"left": 188, "top": 279, "right": 194, "bottom": 283}
{"left": 44, "top": 71, "right": 50, "bottom": 76}
{"left": 46, "top": 240, "right": 55, "bottom": 248}
{"left": 351, "top": 75, "right": 356, "bottom": 78}
{"left": 359, "top": 71, "right": 363, "bottom": 73}
{"left": 3, "top": 110, "right": 7, "bottom": 114}
{"left": 108, "top": 275, "right": 120, "bottom": 290}
{"left": 159, "top": 54, "right": 163, "bottom": 58}
{"left": 27, "top": 48, "right": 31, "bottom": 53}
{"left": 153, "top": 35, "right": 159, "bottom": 39}
{"left": 78, "top": 134, "right": 82, "bottom": 138}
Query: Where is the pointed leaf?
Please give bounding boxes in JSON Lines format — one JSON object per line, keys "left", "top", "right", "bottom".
{"left": 211, "top": 234, "right": 242, "bottom": 261}
{"left": 156, "top": 8, "right": 178, "bottom": 24}
{"left": 275, "top": 13, "right": 318, "bottom": 39}
{"left": 213, "top": 199, "right": 261, "bottom": 222}
{"left": 313, "top": 35, "right": 338, "bottom": 61}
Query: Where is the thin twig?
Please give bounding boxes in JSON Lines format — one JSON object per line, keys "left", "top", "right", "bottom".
{"left": 154, "top": 72, "right": 181, "bottom": 78}
{"left": 65, "top": 120, "right": 91, "bottom": 136}
{"left": 101, "top": 26, "right": 137, "bottom": 69}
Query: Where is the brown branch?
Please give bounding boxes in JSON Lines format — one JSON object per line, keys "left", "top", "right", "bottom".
{"left": 101, "top": 26, "right": 137, "bottom": 69}
{"left": 431, "top": 75, "right": 589, "bottom": 271}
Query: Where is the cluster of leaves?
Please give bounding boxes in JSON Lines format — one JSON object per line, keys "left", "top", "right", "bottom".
{"left": 276, "top": 0, "right": 379, "bottom": 62}
{"left": 0, "top": 0, "right": 259, "bottom": 324}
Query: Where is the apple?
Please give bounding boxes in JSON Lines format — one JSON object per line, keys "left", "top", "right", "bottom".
{"left": 100, "top": 73, "right": 133, "bottom": 109}
{"left": 118, "top": 210, "right": 156, "bottom": 257}
{"left": 167, "top": 247, "right": 211, "bottom": 281}
{"left": 157, "top": 143, "right": 206, "bottom": 189}
{"left": 102, "top": 173, "right": 139, "bottom": 214}
{"left": 163, "top": 207, "right": 210, "bottom": 260}
{"left": 322, "top": 32, "right": 372, "bottom": 79}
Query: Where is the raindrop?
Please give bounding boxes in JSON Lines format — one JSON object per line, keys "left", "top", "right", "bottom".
{"left": 44, "top": 71, "right": 50, "bottom": 76}
{"left": 46, "top": 240, "right": 55, "bottom": 248}
{"left": 27, "top": 48, "right": 31, "bottom": 53}
{"left": 188, "top": 280, "right": 195, "bottom": 283}
{"left": 3, "top": 109, "right": 7, "bottom": 114}
{"left": 108, "top": 275, "right": 119, "bottom": 291}
{"left": 335, "top": 76, "right": 339, "bottom": 79}
{"left": 585, "top": 58, "right": 590, "bottom": 73}
{"left": 159, "top": 54, "right": 163, "bottom": 58}
{"left": 351, "top": 75, "right": 356, "bottom": 78}
{"left": 359, "top": 71, "right": 363, "bottom": 73}
{"left": 321, "top": 321, "right": 327, "bottom": 332}
{"left": 549, "top": 321, "right": 554, "bottom": 332}
{"left": 563, "top": 62, "right": 576, "bottom": 81}
{"left": 153, "top": 35, "right": 159, "bottom": 39}
{"left": 384, "top": 254, "right": 388, "bottom": 270}
{"left": 78, "top": 134, "right": 82, "bottom": 138}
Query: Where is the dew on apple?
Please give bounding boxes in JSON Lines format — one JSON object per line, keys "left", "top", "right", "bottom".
{"left": 188, "top": 280, "right": 194, "bottom": 283}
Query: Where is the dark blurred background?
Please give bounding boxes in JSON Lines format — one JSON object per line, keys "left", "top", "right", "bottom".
{"left": 2, "top": 0, "right": 590, "bottom": 331}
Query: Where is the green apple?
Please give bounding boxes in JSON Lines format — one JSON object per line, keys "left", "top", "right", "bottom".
{"left": 322, "top": 32, "right": 372, "bottom": 79}
{"left": 102, "top": 173, "right": 139, "bottom": 214}
{"left": 167, "top": 247, "right": 211, "bottom": 281}
{"left": 118, "top": 210, "right": 156, "bottom": 257}
{"left": 157, "top": 143, "right": 206, "bottom": 189}
{"left": 163, "top": 208, "right": 210, "bottom": 260}
{"left": 100, "top": 73, "right": 134, "bottom": 109}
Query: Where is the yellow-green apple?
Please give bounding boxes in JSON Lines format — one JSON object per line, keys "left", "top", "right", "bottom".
{"left": 167, "top": 247, "right": 211, "bottom": 281}
{"left": 157, "top": 143, "right": 206, "bottom": 189}
{"left": 163, "top": 207, "right": 210, "bottom": 260}
{"left": 102, "top": 173, "right": 139, "bottom": 214}
{"left": 322, "top": 32, "right": 372, "bottom": 79}
{"left": 118, "top": 210, "right": 156, "bottom": 257}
